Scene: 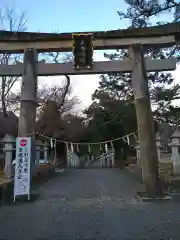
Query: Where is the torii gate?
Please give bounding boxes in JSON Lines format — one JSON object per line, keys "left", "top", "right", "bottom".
{"left": 0, "top": 22, "right": 179, "bottom": 196}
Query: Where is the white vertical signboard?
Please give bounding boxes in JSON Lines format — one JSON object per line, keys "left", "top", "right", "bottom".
{"left": 14, "top": 137, "right": 32, "bottom": 201}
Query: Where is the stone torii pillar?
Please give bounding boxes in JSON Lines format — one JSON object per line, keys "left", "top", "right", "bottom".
{"left": 18, "top": 48, "right": 37, "bottom": 137}
{"left": 129, "top": 44, "right": 162, "bottom": 197}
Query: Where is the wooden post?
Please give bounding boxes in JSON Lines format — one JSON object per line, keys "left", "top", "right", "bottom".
{"left": 35, "top": 140, "right": 41, "bottom": 167}
{"left": 44, "top": 141, "right": 48, "bottom": 163}
{"left": 129, "top": 44, "right": 162, "bottom": 197}
{"left": 18, "top": 48, "right": 37, "bottom": 137}
{"left": 135, "top": 140, "right": 141, "bottom": 167}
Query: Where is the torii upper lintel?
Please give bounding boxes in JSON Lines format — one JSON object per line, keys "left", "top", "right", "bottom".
{"left": 0, "top": 22, "right": 179, "bottom": 53}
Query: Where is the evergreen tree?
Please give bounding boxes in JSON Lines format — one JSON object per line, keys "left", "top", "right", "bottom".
{"left": 93, "top": 0, "right": 180, "bottom": 125}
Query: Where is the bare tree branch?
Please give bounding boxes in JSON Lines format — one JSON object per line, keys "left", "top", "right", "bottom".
{"left": 0, "top": 6, "right": 27, "bottom": 117}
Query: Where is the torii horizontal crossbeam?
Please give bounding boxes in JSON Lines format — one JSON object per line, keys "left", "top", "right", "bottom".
{"left": 0, "top": 22, "right": 179, "bottom": 53}
{"left": 0, "top": 36, "right": 175, "bottom": 53}
{"left": 0, "top": 59, "right": 176, "bottom": 76}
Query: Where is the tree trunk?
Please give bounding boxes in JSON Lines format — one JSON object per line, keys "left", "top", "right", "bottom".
{"left": 1, "top": 76, "right": 8, "bottom": 117}
{"left": 58, "top": 75, "right": 70, "bottom": 110}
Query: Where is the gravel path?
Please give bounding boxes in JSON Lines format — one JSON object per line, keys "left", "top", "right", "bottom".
{"left": 0, "top": 169, "right": 180, "bottom": 240}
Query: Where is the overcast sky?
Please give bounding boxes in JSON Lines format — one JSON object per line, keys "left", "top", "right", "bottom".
{"left": 1, "top": 0, "right": 179, "bottom": 112}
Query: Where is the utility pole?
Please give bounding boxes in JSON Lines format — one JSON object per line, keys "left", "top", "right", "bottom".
{"left": 129, "top": 44, "right": 162, "bottom": 197}
{"left": 18, "top": 48, "right": 37, "bottom": 137}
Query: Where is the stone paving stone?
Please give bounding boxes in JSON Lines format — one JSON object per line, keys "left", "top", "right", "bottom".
{"left": 0, "top": 169, "right": 180, "bottom": 240}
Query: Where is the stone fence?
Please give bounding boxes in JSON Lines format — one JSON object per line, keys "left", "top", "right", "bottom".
{"left": 98, "top": 150, "right": 115, "bottom": 168}
{"left": 66, "top": 150, "right": 80, "bottom": 168}
{"left": 66, "top": 148, "right": 115, "bottom": 169}
{"left": 135, "top": 128, "right": 180, "bottom": 177}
